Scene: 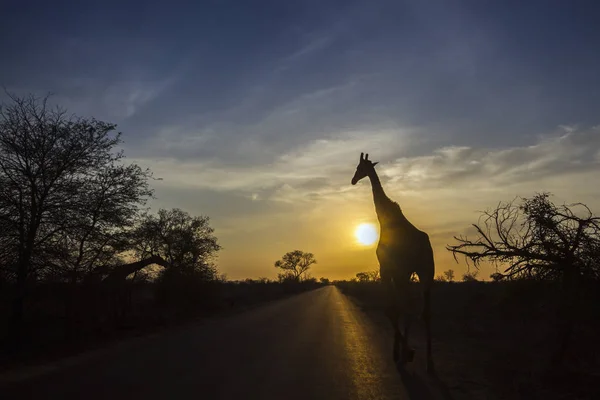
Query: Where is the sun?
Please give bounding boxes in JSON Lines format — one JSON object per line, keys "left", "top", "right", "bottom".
{"left": 355, "top": 223, "right": 379, "bottom": 246}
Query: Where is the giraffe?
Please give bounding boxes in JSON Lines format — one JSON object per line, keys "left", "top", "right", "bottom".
{"left": 97, "top": 255, "right": 170, "bottom": 323}
{"left": 351, "top": 152, "right": 435, "bottom": 373}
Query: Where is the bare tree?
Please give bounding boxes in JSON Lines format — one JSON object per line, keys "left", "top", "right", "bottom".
{"left": 448, "top": 193, "right": 600, "bottom": 281}
{"left": 0, "top": 93, "right": 153, "bottom": 336}
{"left": 447, "top": 193, "right": 600, "bottom": 364}
{"left": 274, "top": 250, "right": 316, "bottom": 282}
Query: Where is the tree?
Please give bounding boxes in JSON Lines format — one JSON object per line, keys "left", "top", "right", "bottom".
{"left": 447, "top": 193, "right": 600, "bottom": 364}
{"left": 43, "top": 162, "right": 153, "bottom": 285}
{"left": 274, "top": 250, "right": 316, "bottom": 282}
{"left": 132, "top": 208, "right": 221, "bottom": 308}
{"left": 133, "top": 208, "right": 221, "bottom": 280}
{"left": 0, "top": 93, "right": 153, "bottom": 332}
{"left": 434, "top": 274, "right": 447, "bottom": 282}
{"left": 368, "top": 270, "right": 380, "bottom": 281}
{"left": 490, "top": 272, "right": 504, "bottom": 282}
{"left": 461, "top": 270, "right": 479, "bottom": 282}
{"left": 356, "top": 270, "right": 380, "bottom": 282}
{"left": 319, "top": 277, "right": 330, "bottom": 285}
{"left": 356, "top": 272, "right": 370, "bottom": 282}
{"left": 447, "top": 193, "right": 600, "bottom": 281}
{"left": 443, "top": 269, "right": 455, "bottom": 282}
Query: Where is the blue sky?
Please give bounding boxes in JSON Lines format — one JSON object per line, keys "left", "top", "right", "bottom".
{"left": 2, "top": 0, "right": 600, "bottom": 279}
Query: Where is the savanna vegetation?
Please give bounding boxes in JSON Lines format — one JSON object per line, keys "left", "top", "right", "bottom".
{"left": 338, "top": 194, "right": 600, "bottom": 399}
{"left": 0, "top": 94, "right": 322, "bottom": 368}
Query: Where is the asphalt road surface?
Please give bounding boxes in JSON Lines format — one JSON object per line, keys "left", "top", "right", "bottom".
{"left": 0, "top": 286, "right": 447, "bottom": 400}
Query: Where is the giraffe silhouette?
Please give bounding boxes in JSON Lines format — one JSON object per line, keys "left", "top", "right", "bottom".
{"left": 351, "top": 152, "right": 435, "bottom": 373}
{"left": 94, "top": 255, "right": 170, "bottom": 323}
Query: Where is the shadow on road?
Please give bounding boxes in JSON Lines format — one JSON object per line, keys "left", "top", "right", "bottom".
{"left": 396, "top": 364, "right": 455, "bottom": 400}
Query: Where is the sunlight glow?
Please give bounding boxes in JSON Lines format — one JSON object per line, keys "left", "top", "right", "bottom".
{"left": 355, "top": 223, "right": 378, "bottom": 246}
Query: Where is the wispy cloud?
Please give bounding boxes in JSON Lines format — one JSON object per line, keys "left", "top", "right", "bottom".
{"left": 135, "top": 126, "right": 416, "bottom": 194}
{"left": 102, "top": 77, "right": 177, "bottom": 119}
{"left": 284, "top": 35, "right": 335, "bottom": 62}
{"left": 381, "top": 126, "right": 600, "bottom": 193}
{"left": 140, "top": 125, "right": 600, "bottom": 228}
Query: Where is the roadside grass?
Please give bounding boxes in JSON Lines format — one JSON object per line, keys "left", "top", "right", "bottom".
{"left": 0, "top": 279, "right": 323, "bottom": 371}
{"left": 337, "top": 280, "right": 600, "bottom": 400}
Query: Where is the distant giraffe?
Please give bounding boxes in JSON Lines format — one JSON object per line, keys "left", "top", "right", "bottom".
{"left": 351, "top": 152, "right": 435, "bottom": 373}
{"left": 99, "top": 255, "right": 170, "bottom": 323}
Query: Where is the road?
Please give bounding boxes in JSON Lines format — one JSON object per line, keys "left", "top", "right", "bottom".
{"left": 0, "top": 286, "right": 446, "bottom": 400}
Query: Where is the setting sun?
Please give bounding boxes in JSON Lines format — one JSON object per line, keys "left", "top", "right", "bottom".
{"left": 355, "top": 223, "right": 379, "bottom": 246}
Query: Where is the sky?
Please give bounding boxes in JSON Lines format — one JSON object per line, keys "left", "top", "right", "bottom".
{"left": 2, "top": 0, "right": 600, "bottom": 280}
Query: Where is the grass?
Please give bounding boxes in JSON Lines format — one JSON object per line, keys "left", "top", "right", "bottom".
{"left": 336, "top": 279, "right": 600, "bottom": 400}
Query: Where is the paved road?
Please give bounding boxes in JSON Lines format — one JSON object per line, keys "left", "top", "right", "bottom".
{"left": 1, "top": 286, "right": 445, "bottom": 400}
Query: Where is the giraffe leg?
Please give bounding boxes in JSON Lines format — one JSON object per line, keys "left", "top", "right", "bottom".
{"left": 397, "top": 288, "right": 414, "bottom": 364}
{"left": 424, "top": 287, "right": 435, "bottom": 374}
{"left": 383, "top": 280, "right": 407, "bottom": 362}
{"left": 385, "top": 301, "right": 403, "bottom": 362}
{"left": 402, "top": 312, "right": 415, "bottom": 363}
{"left": 382, "top": 272, "right": 411, "bottom": 363}
{"left": 388, "top": 288, "right": 413, "bottom": 365}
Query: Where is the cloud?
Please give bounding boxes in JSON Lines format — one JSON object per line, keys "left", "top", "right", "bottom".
{"left": 133, "top": 126, "right": 417, "bottom": 197}
{"left": 283, "top": 35, "right": 335, "bottom": 62}
{"left": 0, "top": 28, "right": 183, "bottom": 123}
{"left": 381, "top": 126, "right": 600, "bottom": 193}
{"left": 30, "top": 74, "right": 180, "bottom": 125}
{"left": 102, "top": 78, "right": 176, "bottom": 119}
{"left": 141, "top": 125, "right": 600, "bottom": 207}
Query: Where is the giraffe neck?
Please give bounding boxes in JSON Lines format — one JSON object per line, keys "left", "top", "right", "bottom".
{"left": 368, "top": 169, "right": 394, "bottom": 219}
{"left": 367, "top": 169, "right": 411, "bottom": 231}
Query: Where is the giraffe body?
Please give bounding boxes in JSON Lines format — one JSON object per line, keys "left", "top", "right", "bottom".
{"left": 351, "top": 152, "right": 435, "bottom": 373}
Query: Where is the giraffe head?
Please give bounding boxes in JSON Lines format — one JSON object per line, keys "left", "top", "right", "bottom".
{"left": 351, "top": 152, "right": 379, "bottom": 185}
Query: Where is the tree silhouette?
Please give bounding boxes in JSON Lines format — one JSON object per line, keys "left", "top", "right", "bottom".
{"left": 0, "top": 93, "right": 153, "bottom": 340}
{"left": 447, "top": 193, "right": 600, "bottom": 281}
{"left": 356, "top": 270, "right": 380, "bottom": 282}
{"left": 443, "top": 269, "right": 455, "bottom": 282}
{"left": 356, "top": 272, "right": 370, "bottom": 282}
{"left": 133, "top": 208, "right": 221, "bottom": 280}
{"left": 447, "top": 192, "right": 600, "bottom": 364}
{"left": 274, "top": 250, "right": 316, "bottom": 282}
{"left": 490, "top": 272, "right": 504, "bottom": 282}
{"left": 461, "top": 270, "right": 478, "bottom": 282}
